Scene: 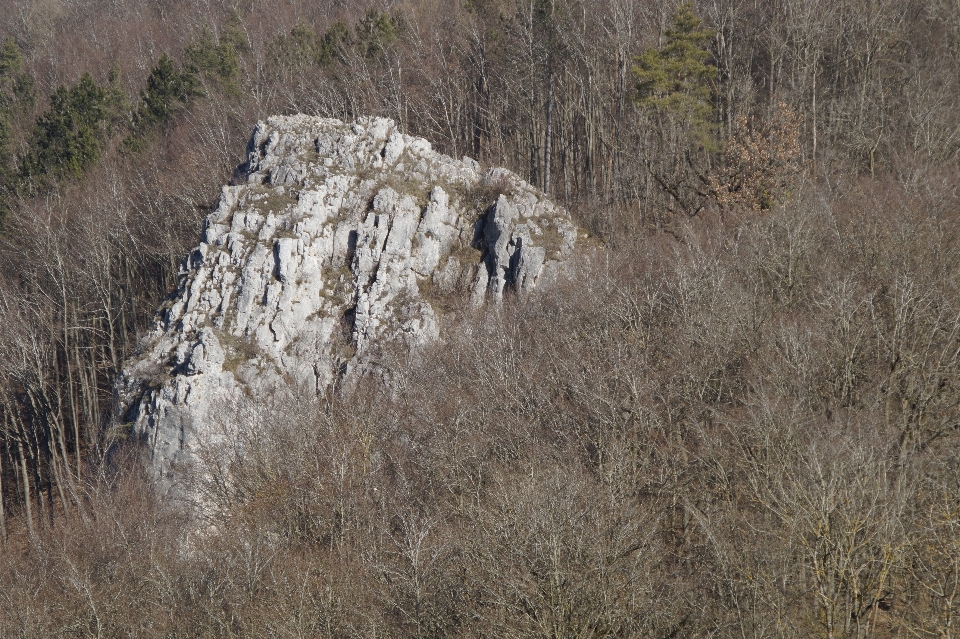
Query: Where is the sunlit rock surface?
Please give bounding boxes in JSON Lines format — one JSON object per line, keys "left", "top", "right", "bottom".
{"left": 115, "top": 115, "right": 576, "bottom": 486}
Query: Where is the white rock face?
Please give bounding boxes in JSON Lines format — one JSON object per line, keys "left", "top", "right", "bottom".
{"left": 115, "top": 115, "right": 576, "bottom": 485}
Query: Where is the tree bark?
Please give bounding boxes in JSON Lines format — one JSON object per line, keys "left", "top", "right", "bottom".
{"left": 0, "top": 422, "right": 6, "bottom": 546}
{"left": 544, "top": 72, "right": 553, "bottom": 194}
{"left": 16, "top": 437, "right": 34, "bottom": 539}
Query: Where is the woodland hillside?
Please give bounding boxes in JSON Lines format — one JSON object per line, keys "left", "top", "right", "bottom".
{"left": 1, "top": 0, "right": 960, "bottom": 636}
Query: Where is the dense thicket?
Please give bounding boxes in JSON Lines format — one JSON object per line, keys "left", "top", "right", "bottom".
{"left": 0, "top": 0, "right": 959, "bottom": 636}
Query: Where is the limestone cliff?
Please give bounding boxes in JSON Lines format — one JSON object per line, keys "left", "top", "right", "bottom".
{"left": 116, "top": 115, "right": 576, "bottom": 483}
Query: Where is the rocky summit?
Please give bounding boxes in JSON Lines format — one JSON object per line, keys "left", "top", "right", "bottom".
{"left": 115, "top": 115, "right": 577, "bottom": 485}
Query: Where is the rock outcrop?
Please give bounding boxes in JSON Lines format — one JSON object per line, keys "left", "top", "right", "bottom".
{"left": 116, "top": 115, "right": 576, "bottom": 485}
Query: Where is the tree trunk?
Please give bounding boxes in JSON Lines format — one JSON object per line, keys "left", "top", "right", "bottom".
{"left": 0, "top": 431, "right": 6, "bottom": 546}
{"left": 17, "top": 437, "right": 34, "bottom": 539}
{"left": 544, "top": 72, "right": 553, "bottom": 194}
{"left": 63, "top": 288, "right": 81, "bottom": 480}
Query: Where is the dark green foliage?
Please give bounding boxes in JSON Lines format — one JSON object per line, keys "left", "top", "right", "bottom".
{"left": 185, "top": 20, "right": 247, "bottom": 94}
{"left": 318, "top": 20, "right": 351, "bottom": 65}
{"left": 353, "top": 9, "right": 399, "bottom": 59}
{"left": 634, "top": 3, "right": 717, "bottom": 145}
{"left": 138, "top": 54, "right": 200, "bottom": 127}
{"left": 0, "top": 38, "right": 21, "bottom": 76}
{"left": 20, "top": 73, "right": 108, "bottom": 189}
{"left": 269, "top": 11, "right": 396, "bottom": 71}
{"left": 270, "top": 20, "right": 329, "bottom": 69}
{"left": 273, "top": 19, "right": 350, "bottom": 68}
{"left": 0, "top": 38, "right": 33, "bottom": 224}
{"left": 124, "top": 54, "right": 201, "bottom": 151}
{"left": 0, "top": 118, "right": 11, "bottom": 177}
{"left": 185, "top": 29, "right": 233, "bottom": 81}
{"left": 103, "top": 64, "right": 130, "bottom": 134}
{"left": 0, "top": 38, "right": 34, "bottom": 108}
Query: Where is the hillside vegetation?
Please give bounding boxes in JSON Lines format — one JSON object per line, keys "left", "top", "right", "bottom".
{"left": 1, "top": 0, "right": 960, "bottom": 636}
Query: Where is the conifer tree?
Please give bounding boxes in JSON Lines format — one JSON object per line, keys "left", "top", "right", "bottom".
{"left": 21, "top": 73, "right": 106, "bottom": 189}
{"left": 317, "top": 21, "right": 351, "bottom": 66}
{"left": 271, "top": 21, "right": 316, "bottom": 69}
{"left": 633, "top": 3, "right": 719, "bottom": 218}
{"left": 136, "top": 54, "right": 200, "bottom": 130}
{"left": 185, "top": 20, "right": 248, "bottom": 95}
{"left": 268, "top": 11, "right": 395, "bottom": 76}
{"left": 0, "top": 38, "right": 33, "bottom": 224}
{"left": 124, "top": 54, "right": 201, "bottom": 151}
{"left": 354, "top": 10, "right": 399, "bottom": 60}
{"left": 0, "top": 37, "right": 34, "bottom": 107}
{"left": 634, "top": 3, "right": 718, "bottom": 147}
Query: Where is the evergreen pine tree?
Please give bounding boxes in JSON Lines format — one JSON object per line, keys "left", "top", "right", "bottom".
{"left": 0, "top": 37, "right": 33, "bottom": 107}
{"left": 185, "top": 20, "right": 248, "bottom": 95}
{"left": 354, "top": 10, "right": 399, "bottom": 60}
{"left": 316, "top": 21, "right": 351, "bottom": 66}
{"left": 634, "top": 3, "right": 717, "bottom": 146}
{"left": 21, "top": 72, "right": 106, "bottom": 189}
{"left": 137, "top": 54, "right": 200, "bottom": 130}
{"left": 0, "top": 38, "right": 33, "bottom": 224}
{"left": 124, "top": 54, "right": 201, "bottom": 151}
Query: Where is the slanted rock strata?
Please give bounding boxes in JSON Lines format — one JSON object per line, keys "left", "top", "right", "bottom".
{"left": 116, "top": 115, "right": 576, "bottom": 484}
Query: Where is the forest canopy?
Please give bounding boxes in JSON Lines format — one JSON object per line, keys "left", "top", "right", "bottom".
{"left": 0, "top": 0, "right": 959, "bottom": 636}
